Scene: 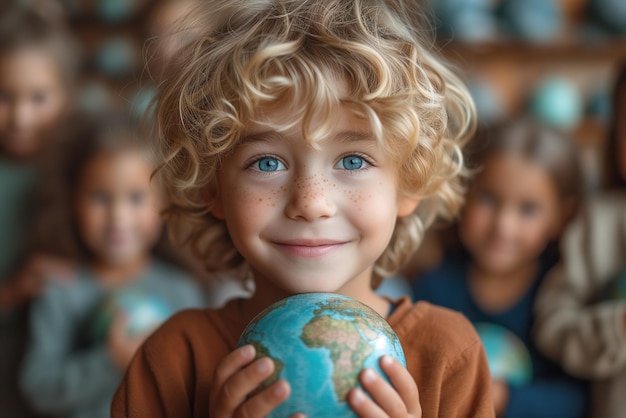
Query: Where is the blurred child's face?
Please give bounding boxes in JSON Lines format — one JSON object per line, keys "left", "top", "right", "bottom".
{"left": 75, "top": 150, "right": 163, "bottom": 267}
{"left": 459, "top": 153, "right": 561, "bottom": 275}
{"left": 0, "top": 48, "right": 68, "bottom": 159}
{"left": 212, "top": 101, "right": 418, "bottom": 297}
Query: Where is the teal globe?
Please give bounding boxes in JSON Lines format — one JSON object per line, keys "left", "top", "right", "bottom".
{"left": 92, "top": 291, "right": 171, "bottom": 341}
{"left": 238, "top": 293, "right": 406, "bottom": 418}
{"left": 474, "top": 322, "right": 532, "bottom": 386}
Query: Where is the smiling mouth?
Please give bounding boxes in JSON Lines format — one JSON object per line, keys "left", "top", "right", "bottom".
{"left": 272, "top": 240, "right": 347, "bottom": 258}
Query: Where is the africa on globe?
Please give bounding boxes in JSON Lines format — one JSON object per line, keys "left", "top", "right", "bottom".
{"left": 237, "top": 292, "right": 406, "bottom": 418}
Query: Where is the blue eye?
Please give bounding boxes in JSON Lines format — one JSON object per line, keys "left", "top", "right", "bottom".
{"left": 338, "top": 155, "right": 365, "bottom": 170}
{"left": 255, "top": 156, "right": 285, "bottom": 172}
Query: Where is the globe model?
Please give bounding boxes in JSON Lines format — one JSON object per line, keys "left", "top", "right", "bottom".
{"left": 92, "top": 290, "right": 171, "bottom": 341}
{"left": 474, "top": 322, "right": 532, "bottom": 386}
{"left": 237, "top": 293, "right": 406, "bottom": 418}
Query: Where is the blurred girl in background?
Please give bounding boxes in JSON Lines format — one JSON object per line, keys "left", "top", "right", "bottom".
{"left": 0, "top": 7, "right": 80, "bottom": 417}
{"left": 533, "top": 63, "right": 626, "bottom": 418}
{"left": 19, "top": 116, "right": 205, "bottom": 418}
{"left": 412, "top": 118, "right": 589, "bottom": 418}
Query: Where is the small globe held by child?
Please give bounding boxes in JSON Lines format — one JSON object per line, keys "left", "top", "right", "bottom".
{"left": 237, "top": 293, "right": 406, "bottom": 418}
{"left": 474, "top": 322, "right": 532, "bottom": 386}
{"left": 92, "top": 291, "right": 172, "bottom": 341}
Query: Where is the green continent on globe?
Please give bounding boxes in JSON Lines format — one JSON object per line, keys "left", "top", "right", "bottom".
{"left": 248, "top": 340, "right": 284, "bottom": 390}
{"left": 314, "top": 298, "right": 398, "bottom": 343}
{"left": 301, "top": 314, "right": 373, "bottom": 401}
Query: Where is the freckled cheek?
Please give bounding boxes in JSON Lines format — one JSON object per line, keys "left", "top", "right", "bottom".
{"left": 229, "top": 186, "right": 284, "bottom": 214}
{"left": 342, "top": 189, "right": 374, "bottom": 212}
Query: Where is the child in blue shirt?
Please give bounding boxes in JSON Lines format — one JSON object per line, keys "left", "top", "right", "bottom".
{"left": 413, "top": 118, "right": 589, "bottom": 418}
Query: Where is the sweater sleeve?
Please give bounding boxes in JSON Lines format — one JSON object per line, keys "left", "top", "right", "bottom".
{"left": 402, "top": 304, "right": 495, "bottom": 418}
{"left": 533, "top": 203, "right": 626, "bottom": 379}
{"left": 438, "top": 329, "right": 495, "bottom": 418}
{"left": 19, "top": 283, "right": 122, "bottom": 415}
{"left": 112, "top": 310, "right": 218, "bottom": 418}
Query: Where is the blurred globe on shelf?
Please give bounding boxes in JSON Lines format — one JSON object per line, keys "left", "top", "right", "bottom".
{"left": 238, "top": 293, "right": 406, "bottom": 418}
{"left": 499, "top": 0, "right": 564, "bottom": 43}
{"left": 431, "top": 0, "right": 498, "bottom": 43}
{"left": 92, "top": 291, "right": 172, "bottom": 341}
{"left": 467, "top": 77, "right": 506, "bottom": 124}
{"left": 530, "top": 76, "right": 583, "bottom": 130}
{"left": 129, "top": 86, "right": 157, "bottom": 120}
{"left": 474, "top": 322, "right": 532, "bottom": 386}
{"left": 95, "top": 36, "right": 138, "bottom": 79}
{"left": 97, "top": 0, "right": 147, "bottom": 24}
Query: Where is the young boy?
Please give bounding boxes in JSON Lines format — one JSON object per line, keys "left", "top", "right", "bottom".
{"left": 112, "top": 1, "right": 494, "bottom": 417}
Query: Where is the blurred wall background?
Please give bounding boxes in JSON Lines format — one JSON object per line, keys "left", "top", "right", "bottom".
{"left": 5, "top": 0, "right": 626, "bottom": 189}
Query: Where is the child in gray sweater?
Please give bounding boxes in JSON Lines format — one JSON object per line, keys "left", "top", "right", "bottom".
{"left": 19, "top": 117, "right": 205, "bottom": 418}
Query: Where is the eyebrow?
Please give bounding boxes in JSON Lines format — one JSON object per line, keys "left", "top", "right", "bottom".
{"left": 239, "top": 130, "right": 374, "bottom": 145}
{"left": 333, "top": 130, "right": 375, "bottom": 143}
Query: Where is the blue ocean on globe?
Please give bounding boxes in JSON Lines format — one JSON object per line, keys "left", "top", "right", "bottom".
{"left": 92, "top": 291, "right": 171, "bottom": 341}
{"left": 474, "top": 322, "right": 532, "bottom": 387}
{"left": 238, "top": 293, "right": 406, "bottom": 418}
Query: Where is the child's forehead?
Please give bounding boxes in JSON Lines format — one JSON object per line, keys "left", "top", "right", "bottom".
{"left": 241, "top": 99, "right": 371, "bottom": 139}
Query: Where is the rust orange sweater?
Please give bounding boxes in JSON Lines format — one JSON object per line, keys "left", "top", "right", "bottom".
{"left": 111, "top": 297, "right": 494, "bottom": 417}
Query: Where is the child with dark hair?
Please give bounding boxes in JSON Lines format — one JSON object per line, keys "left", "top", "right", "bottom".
{"left": 19, "top": 117, "right": 205, "bottom": 418}
{"left": 413, "top": 118, "right": 589, "bottom": 418}
{"left": 533, "top": 62, "right": 626, "bottom": 418}
{"left": 0, "top": 7, "right": 80, "bottom": 417}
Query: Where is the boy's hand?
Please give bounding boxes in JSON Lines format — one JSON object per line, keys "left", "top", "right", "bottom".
{"left": 107, "top": 313, "right": 152, "bottom": 371}
{"left": 348, "top": 355, "right": 421, "bottom": 418}
{"left": 209, "top": 344, "right": 294, "bottom": 418}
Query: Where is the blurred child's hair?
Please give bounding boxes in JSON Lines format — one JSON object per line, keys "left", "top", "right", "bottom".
{"left": 603, "top": 62, "right": 626, "bottom": 190}
{"left": 0, "top": 6, "right": 81, "bottom": 87}
{"left": 26, "top": 115, "right": 164, "bottom": 263}
{"left": 470, "top": 118, "right": 584, "bottom": 207}
{"left": 154, "top": 0, "right": 476, "bottom": 286}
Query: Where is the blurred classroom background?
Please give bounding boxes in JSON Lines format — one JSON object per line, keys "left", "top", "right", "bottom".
{"left": 5, "top": 0, "right": 626, "bottom": 189}
{"left": 0, "top": 0, "right": 625, "bottom": 417}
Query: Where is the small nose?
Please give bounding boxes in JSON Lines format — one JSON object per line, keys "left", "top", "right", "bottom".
{"left": 108, "top": 199, "right": 132, "bottom": 229}
{"left": 284, "top": 174, "right": 336, "bottom": 222}
{"left": 11, "top": 101, "right": 35, "bottom": 130}
{"left": 492, "top": 207, "right": 517, "bottom": 237}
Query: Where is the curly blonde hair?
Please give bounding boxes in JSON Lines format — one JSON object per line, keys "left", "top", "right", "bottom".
{"left": 155, "top": 0, "right": 475, "bottom": 286}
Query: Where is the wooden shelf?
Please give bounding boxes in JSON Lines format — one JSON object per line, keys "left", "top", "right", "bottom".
{"left": 439, "top": 38, "right": 626, "bottom": 64}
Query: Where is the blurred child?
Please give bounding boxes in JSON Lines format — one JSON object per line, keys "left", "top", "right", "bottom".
{"left": 413, "top": 119, "right": 589, "bottom": 418}
{"left": 0, "top": 7, "right": 80, "bottom": 417}
{"left": 111, "top": 1, "right": 496, "bottom": 417}
{"left": 533, "top": 63, "right": 626, "bottom": 418}
{"left": 19, "top": 117, "right": 206, "bottom": 418}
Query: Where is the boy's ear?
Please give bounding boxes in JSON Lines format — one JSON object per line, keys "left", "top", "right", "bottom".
{"left": 397, "top": 197, "right": 420, "bottom": 218}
